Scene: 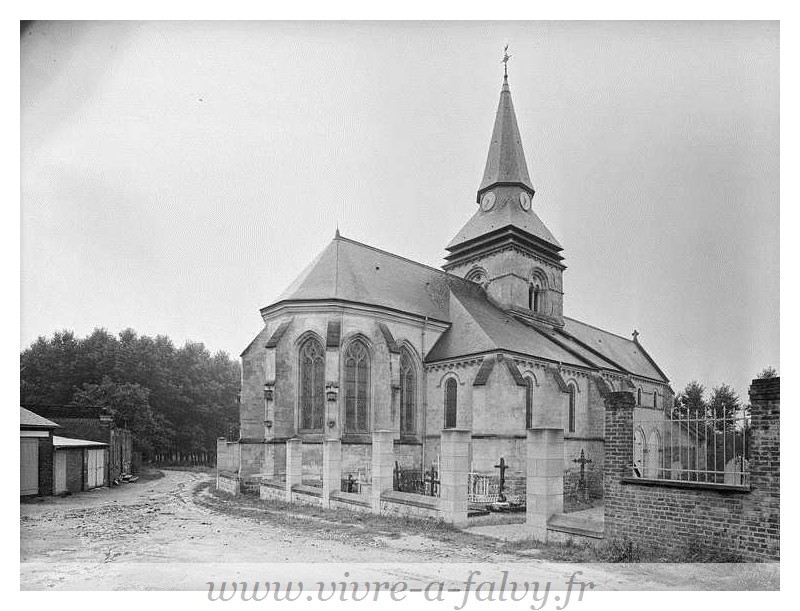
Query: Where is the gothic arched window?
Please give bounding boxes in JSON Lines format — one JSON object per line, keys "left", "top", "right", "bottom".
{"left": 344, "top": 340, "right": 370, "bottom": 433}
{"left": 567, "top": 384, "right": 576, "bottom": 433}
{"left": 633, "top": 427, "right": 647, "bottom": 477}
{"left": 647, "top": 429, "right": 662, "bottom": 478}
{"left": 524, "top": 377, "right": 534, "bottom": 429}
{"left": 399, "top": 350, "right": 416, "bottom": 435}
{"left": 444, "top": 378, "right": 458, "bottom": 429}
{"left": 299, "top": 337, "right": 325, "bottom": 431}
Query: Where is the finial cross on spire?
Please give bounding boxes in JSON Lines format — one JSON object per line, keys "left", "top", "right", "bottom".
{"left": 502, "top": 44, "right": 512, "bottom": 78}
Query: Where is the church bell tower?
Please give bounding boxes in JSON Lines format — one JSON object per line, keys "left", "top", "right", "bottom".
{"left": 444, "top": 65, "right": 565, "bottom": 328}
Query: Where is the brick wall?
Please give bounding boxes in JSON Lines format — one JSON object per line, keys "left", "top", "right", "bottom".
{"left": 37, "top": 436, "right": 54, "bottom": 495}
{"left": 603, "top": 379, "right": 779, "bottom": 561}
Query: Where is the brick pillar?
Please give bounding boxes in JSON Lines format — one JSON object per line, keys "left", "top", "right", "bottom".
{"left": 525, "top": 428, "right": 564, "bottom": 540}
{"left": 285, "top": 438, "right": 303, "bottom": 501}
{"left": 603, "top": 391, "right": 636, "bottom": 539}
{"left": 440, "top": 429, "right": 471, "bottom": 526}
{"left": 747, "top": 377, "right": 780, "bottom": 560}
{"left": 371, "top": 430, "right": 394, "bottom": 513}
{"left": 322, "top": 438, "right": 342, "bottom": 509}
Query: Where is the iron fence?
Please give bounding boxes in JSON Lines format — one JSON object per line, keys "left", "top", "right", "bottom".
{"left": 632, "top": 408, "right": 750, "bottom": 485}
{"left": 467, "top": 472, "right": 526, "bottom": 505}
{"left": 392, "top": 458, "right": 441, "bottom": 497}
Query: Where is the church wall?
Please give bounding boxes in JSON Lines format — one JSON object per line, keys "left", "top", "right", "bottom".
{"left": 394, "top": 442, "right": 422, "bottom": 471}
{"left": 240, "top": 325, "right": 273, "bottom": 440}
{"left": 252, "top": 310, "right": 437, "bottom": 440}
{"left": 301, "top": 442, "right": 323, "bottom": 485}
{"left": 424, "top": 362, "right": 478, "bottom": 433}
{"left": 473, "top": 360, "right": 526, "bottom": 435}
{"left": 238, "top": 308, "right": 442, "bottom": 479}
{"left": 341, "top": 443, "right": 371, "bottom": 493}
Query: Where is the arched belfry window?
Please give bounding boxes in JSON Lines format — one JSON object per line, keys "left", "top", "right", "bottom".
{"left": 567, "top": 384, "right": 576, "bottom": 433}
{"left": 444, "top": 378, "right": 458, "bottom": 429}
{"left": 399, "top": 350, "right": 416, "bottom": 435}
{"left": 524, "top": 377, "right": 534, "bottom": 429}
{"left": 299, "top": 337, "right": 325, "bottom": 431}
{"left": 344, "top": 340, "right": 370, "bottom": 433}
{"left": 528, "top": 284, "right": 541, "bottom": 312}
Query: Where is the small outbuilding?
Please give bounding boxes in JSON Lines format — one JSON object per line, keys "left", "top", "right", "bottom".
{"left": 53, "top": 436, "right": 108, "bottom": 494}
{"left": 20, "top": 407, "right": 58, "bottom": 496}
{"left": 23, "top": 404, "right": 132, "bottom": 484}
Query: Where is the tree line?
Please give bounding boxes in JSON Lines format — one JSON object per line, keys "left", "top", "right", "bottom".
{"left": 671, "top": 367, "right": 777, "bottom": 429}
{"left": 20, "top": 328, "right": 241, "bottom": 459}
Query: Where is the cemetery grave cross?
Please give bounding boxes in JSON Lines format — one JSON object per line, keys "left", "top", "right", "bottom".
{"left": 494, "top": 456, "right": 508, "bottom": 502}
{"left": 572, "top": 449, "right": 593, "bottom": 502}
{"left": 425, "top": 464, "right": 440, "bottom": 497}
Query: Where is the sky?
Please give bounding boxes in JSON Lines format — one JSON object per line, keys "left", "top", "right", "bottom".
{"left": 20, "top": 20, "right": 779, "bottom": 401}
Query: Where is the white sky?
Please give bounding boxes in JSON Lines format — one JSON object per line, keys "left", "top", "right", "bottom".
{"left": 20, "top": 20, "right": 779, "bottom": 400}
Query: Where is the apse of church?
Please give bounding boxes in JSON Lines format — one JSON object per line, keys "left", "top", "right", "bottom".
{"left": 235, "top": 69, "right": 673, "bottom": 506}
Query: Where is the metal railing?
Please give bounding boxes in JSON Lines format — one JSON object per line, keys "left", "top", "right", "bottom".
{"left": 632, "top": 408, "right": 750, "bottom": 485}
{"left": 467, "top": 472, "right": 526, "bottom": 505}
{"left": 393, "top": 460, "right": 440, "bottom": 497}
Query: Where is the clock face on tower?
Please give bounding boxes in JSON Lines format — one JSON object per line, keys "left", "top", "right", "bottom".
{"left": 480, "top": 191, "right": 496, "bottom": 211}
{"left": 519, "top": 192, "right": 531, "bottom": 211}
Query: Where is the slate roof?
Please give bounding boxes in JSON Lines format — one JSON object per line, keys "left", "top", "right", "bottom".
{"left": 478, "top": 76, "right": 535, "bottom": 196}
{"left": 445, "top": 199, "right": 562, "bottom": 251}
{"left": 265, "top": 235, "right": 668, "bottom": 383}
{"left": 425, "top": 280, "right": 593, "bottom": 368}
{"left": 268, "top": 235, "right": 455, "bottom": 323}
{"left": 447, "top": 75, "right": 562, "bottom": 251}
{"left": 20, "top": 407, "right": 59, "bottom": 430}
{"left": 561, "top": 317, "right": 668, "bottom": 382}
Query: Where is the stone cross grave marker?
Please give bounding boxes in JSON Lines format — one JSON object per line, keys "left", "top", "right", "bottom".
{"left": 572, "top": 449, "right": 593, "bottom": 503}
{"left": 494, "top": 456, "right": 509, "bottom": 502}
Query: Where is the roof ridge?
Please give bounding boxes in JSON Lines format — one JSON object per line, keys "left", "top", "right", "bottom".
{"left": 515, "top": 318, "right": 600, "bottom": 369}
{"left": 336, "top": 234, "right": 452, "bottom": 277}
{"left": 564, "top": 315, "right": 637, "bottom": 344}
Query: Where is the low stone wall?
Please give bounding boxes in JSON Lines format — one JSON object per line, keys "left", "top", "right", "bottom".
{"left": 603, "top": 379, "right": 780, "bottom": 562}
{"left": 260, "top": 481, "right": 285, "bottom": 502}
{"left": 217, "top": 471, "right": 240, "bottom": 496}
{"left": 380, "top": 490, "right": 441, "bottom": 519}
{"left": 330, "top": 490, "right": 372, "bottom": 513}
{"left": 291, "top": 484, "right": 324, "bottom": 507}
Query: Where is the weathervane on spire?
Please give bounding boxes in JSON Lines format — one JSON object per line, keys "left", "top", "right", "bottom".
{"left": 502, "top": 44, "right": 512, "bottom": 78}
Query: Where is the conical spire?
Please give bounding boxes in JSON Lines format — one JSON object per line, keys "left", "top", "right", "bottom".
{"left": 477, "top": 75, "right": 535, "bottom": 201}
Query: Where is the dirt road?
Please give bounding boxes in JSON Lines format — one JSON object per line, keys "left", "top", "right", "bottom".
{"left": 20, "top": 469, "right": 778, "bottom": 591}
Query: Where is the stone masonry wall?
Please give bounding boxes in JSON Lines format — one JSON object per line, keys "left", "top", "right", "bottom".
{"left": 603, "top": 379, "right": 779, "bottom": 561}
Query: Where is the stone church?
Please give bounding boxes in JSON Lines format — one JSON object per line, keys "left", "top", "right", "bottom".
{"left": 234, "top": 71, "right": 673, "bottom": 505}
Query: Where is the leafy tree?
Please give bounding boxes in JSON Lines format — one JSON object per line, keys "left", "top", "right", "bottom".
{"left": 20, "top": 328, "right": 241, "bottom": 460}
{"left": 672, "top": 380, "right": 706, "bottom": 420}
{"left": 757, "top": 366, "right": 778, "bottom": 379}
{"left": 707, "top": 383, "right": 740, "bottom": 432}
{"left": 70, "top": 377, "right": 162, "bottom": 455}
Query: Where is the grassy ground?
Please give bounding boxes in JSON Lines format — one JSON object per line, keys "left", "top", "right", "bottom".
{"left": 194, "top": 481, "right": 738, "bottom": 563}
